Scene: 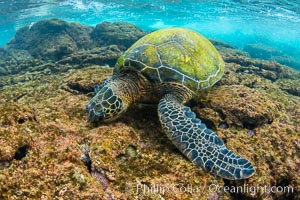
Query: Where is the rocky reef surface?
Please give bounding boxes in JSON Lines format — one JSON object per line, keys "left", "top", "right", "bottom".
{"left": 243, "top": 43, "right": 300, "bottom": 71}
{"left": 0, "top": 19, "right": 299, "bottom": 200}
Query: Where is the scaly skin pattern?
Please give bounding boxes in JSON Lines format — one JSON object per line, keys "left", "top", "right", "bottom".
{"left": 87, "top": 78, "right": 125, "bottom": 122}
{"left": 87, "top": 69, "right": 147, "bottom": 122}
{"left": 158, "top": 92, "right": 255, "bottom": 180}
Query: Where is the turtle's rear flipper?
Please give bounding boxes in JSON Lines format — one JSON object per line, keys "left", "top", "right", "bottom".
{"left": 158, "top": 93, "right": 255, "bottom": 180}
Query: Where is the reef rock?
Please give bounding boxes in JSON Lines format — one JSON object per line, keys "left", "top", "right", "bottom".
{"left": 244, "top": 43, "right": 283, "bottom": 59}
{"left": 275, "top": 79, "right": 300, "bottom": 97}
{"left": 90, "top": 21, "right": 146, "bottom": 50}
{"left": 244, "top": 43, "right": 300, "bottom": 70}
{"left": 4, "top": 19, "right": 147, "bottom": 74}
{"left": 221, "top": 50, "right": 300, "bottom": 82}
{"left": 0, "top": 49, "right": 37, "bottom": 75}
{"left": 0, "top": 47, "right": 8, "bottom": 62}
{"left": 57, "top": 45, "right": 121, "bottom": 67}
{"left": 210, "top": 39, "right": 236, "bottom": 50}
{"left": 273, "top": 55, "right": 300, "bottom": 71}
{"left": 6, "top": 18, "right": 94, "bottom": 61}
{"left": 195, "top": 85, "right": 278, "bottom": 129}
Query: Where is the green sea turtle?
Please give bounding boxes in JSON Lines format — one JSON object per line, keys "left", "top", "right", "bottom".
{"left": 86, "top": 28, "right": 255, "bottom": 180}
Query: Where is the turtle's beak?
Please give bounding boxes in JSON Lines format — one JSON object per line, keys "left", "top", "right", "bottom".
{"left": 87, "top": 110, "right": 104, "bottom": 123}
{"left": 86, "top": 102, "right": 104, "bottom": 122}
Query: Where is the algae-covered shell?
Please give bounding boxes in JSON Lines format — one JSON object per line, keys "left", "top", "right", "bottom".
{"left": 116, "top": 28, "right": 225, "bottom": 90}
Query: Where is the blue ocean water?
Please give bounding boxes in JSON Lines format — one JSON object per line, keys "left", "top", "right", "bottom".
{"left": 0, "top": 0, "right": 300, "bottom": 68}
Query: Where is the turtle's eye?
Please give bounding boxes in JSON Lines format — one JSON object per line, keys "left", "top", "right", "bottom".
{"left": 94, "top": 104, "right": 102, "bottom": 111}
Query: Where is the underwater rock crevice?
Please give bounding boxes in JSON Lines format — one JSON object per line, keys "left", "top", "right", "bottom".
{"left": 64, "top": 81, "right": 93, "bottom": 94}
{"left": 0, "top": 160, "right": 11, "bottom": 170}
{"left": 13, "top": 144, "right": 30, "bottom": 160}
{"left": 81, "top": 144, "right": 115, "bottom": 200}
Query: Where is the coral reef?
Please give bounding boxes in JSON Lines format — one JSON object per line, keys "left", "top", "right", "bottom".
{"left": 0, "top": 20, "right": 299, "bottom": 200}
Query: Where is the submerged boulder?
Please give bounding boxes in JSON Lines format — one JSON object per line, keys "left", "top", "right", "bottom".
{"left": 5, "top": 19, "right": 146, "bottom": 65}
{"left": 6, "top": 19, "right": 93, "bottom": 61}
{"left": 90, "top": 21, "right": 146, "bottom": 50}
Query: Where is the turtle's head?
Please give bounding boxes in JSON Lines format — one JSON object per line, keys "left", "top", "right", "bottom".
{"left": 86, "top": 85, "right": 126, "bottom": 123}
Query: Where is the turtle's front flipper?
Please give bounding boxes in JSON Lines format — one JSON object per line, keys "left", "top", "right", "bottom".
{"left": 158, "top": 93, "right": 255, "bottom": 180}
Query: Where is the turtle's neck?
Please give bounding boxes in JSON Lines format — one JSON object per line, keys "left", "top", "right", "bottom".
{"left": 109, "top": 69, "right": 149, "bottom": 106}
